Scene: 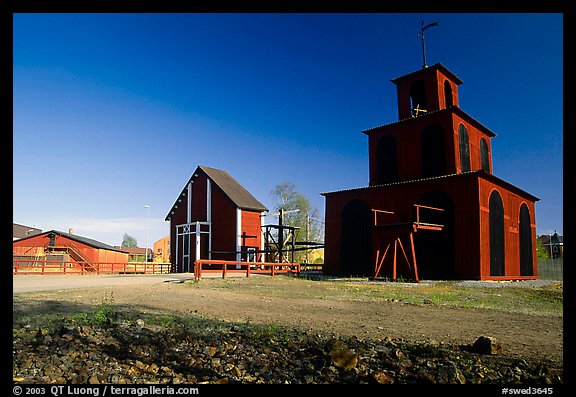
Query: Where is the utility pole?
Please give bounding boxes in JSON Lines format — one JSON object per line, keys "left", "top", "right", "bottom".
{"left": 144, "top": 205, "right": 150, "bottom": 263}
{"left": 306, "top": 213, "right": 310, "bottom": 264}
{"left": 278, "top": 208, "right": 284, "bottom": 263}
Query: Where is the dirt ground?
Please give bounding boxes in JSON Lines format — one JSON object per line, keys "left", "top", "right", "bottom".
{"left": 13, "top": 275, "right": 563, "bottom": 369}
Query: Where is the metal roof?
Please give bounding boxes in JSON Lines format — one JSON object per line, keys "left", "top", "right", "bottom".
{"left": 14, "top": 230, "right": 128, "bottom": 253}
{"left": 390, "top": 63, "right": 464, "bottom": 85}
{"left": 362, "top": 106, "right": 496, "bottom": 137}
{"left": 321, "top": 170, "right": 540, "bottom": 202}
{"left": 199, "top": 166, "right": 268, "bottom": 212}
{"left": 13, "top": 223, "right": 42, "bottom": 240}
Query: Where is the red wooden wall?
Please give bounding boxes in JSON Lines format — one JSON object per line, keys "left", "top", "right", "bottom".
{"left": 478, "top": 178, "right": 538, "bottom": 280}
{"left": 13, "top": 233, "right": 128, "bottom": 263}
{"left": 323, "top": 172, "right": 538, "bottom": 280}
{"left": 367, "top": 108, "right": 494, "bottom": 186}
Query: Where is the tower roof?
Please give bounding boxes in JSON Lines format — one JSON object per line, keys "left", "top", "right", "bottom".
{"left": 391, "top": 63, "right": 463, "bottom": 86}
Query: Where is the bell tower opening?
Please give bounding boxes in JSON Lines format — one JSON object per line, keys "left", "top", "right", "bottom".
{"left": 410, "top": 80, "right": 427, "bottom": 116}
{"left": 392, "top": 64, "right": 462, "bottom": 120}
{"left": 444, "top": 80, "right": 453, "bottom": 107}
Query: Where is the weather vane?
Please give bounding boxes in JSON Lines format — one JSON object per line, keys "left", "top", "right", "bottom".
{"left": 419, "top": 20, "right": 439, "bottom": 69}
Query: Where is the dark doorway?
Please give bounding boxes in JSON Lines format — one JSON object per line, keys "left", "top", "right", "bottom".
{"left": 489, "top": 191, "right": 505, "bottom": 276}
{"left": 413, "top": 190, "right": 455, "bottom": 280}
{"left": 377, "top": 135, "right": 398, "bottom": 184}
{"left": 340, "top": 199, "right": 372, "bottom": 277}
{"left": 421, "top": 124, "right": 446, "bottom": 178}
{"left": 519, "top": 203, "right": 534, "bottom": 276}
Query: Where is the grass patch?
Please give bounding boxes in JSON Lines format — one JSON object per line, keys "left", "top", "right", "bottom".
{"left": 184, "top": 275, "right": 562, "bottom": 317}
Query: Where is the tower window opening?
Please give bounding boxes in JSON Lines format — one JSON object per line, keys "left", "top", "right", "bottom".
{"left": 444, "top": 80, "right": 453, "bottom": 108}
{"left": 480, "top": 138, "right": 490, "bottom": 173}
{"left": 410, "top": 80, "right": 427, "bottom": 116}
{"left": 458, "top": 124, "right": 471, "bottom": 172}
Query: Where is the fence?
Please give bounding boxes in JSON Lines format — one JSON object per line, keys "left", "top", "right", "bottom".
{"left": 13, "top": 259, "right": 173, "bottom": 275}
{"left": 194, "top": 259, "right": 300, "bottom": 281}
{"left": 537, "top": 258, "right": 563, "bottom": 280}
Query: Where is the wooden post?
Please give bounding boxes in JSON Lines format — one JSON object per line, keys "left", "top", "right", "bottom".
{"left": 392, "top": 239, "right": 397, "bottom": 281}
{"left": 410, "top": 232, "right": 420, "bottom": 283}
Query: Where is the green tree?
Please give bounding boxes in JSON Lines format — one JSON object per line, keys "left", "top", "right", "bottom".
{"left": 122, "top": 233, "right": 138, "bottom": 248}
{"left": 536, "top": 238, "right": 549, "bottom": 260}
{"left": 270, "top": 182, "right": 324, "bottom": 263}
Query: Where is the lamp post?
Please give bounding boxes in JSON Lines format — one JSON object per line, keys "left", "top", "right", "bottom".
{"left": 144, "top": 205, "right": 150, "bottom": 263}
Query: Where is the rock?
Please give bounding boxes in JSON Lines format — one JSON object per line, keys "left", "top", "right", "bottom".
{"left": 326, "top": 339, "right": 359, "bottom": 370}
{"left": 393, "top": 348, "right": 405, "bottom": 360}
{"left": 203, "top": 346, "right": 218, "bottom": 357}
{"left": 471, "top": 336, "right": 502, "bottom": 355}
{"left": 11, "top": 315, "right": 562, "bottom": 385}
{"left": 437, "top": 364, "right": 466, "bottom": 384}
{"left": 370, "top": 370, "right": 394, "bottom": 384}
{"left": 88, "top": 375, "right": 100, "bottom": 384}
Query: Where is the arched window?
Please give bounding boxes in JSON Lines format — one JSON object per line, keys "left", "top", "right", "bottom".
{"left": 421, "top": 124, "right": 446, "bottom": 177}
{"left": 519, "top": 203, "right": 534, "bottom": 276}
{"left": 480, "top": 138, "right": 490, "bottom": 173}
{"left": 340, "top": 200, "right": 372, "bottom": 277}
{"left": 410, "top": 80, "right": 427, "bottom": 116}
{"left": 458, "top": 124, "right": 471, "bottom": 172}
{"left": 377, "top": 135, "right": 398, "bottom": 184}
{"left": 444, "top": 80, "right": 453, "bottom": 108}
{"left": 489, "top": 191, "right": 505, "bottom": 276}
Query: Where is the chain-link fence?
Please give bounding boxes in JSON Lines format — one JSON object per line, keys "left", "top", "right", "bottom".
{"left": 538, "top": 258, "right": 563, "bottom": 280}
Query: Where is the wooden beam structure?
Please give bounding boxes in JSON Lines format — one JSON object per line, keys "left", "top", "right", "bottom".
{"left": 371, "top": 204, "right": 444, "bottom": 282}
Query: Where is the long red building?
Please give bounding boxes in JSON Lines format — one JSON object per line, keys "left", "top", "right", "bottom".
{"left": 322, "top": 63, "right": 539, "bottom": 281}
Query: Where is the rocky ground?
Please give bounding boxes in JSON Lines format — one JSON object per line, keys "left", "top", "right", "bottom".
{"left": 13, "top": 316, "right": 563, "bottom": 385}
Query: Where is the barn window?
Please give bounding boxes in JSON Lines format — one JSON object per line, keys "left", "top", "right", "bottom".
{"left": 489, "top": 190, "right": 505, "bottom": 276}
{"left": 421, "top": 124, "right": 446, "bottom": 178}
{"left": 410, "top": 79, "right": 427, "bottom": 116}
{"left": 444, "top": 80, "right": 453, "bottom": 108}
{"left": 340, "top": 199, "right": 372, "bottom": 277}
{"left": 377, "top": 135, "right": 398, "bottom": 184}
{"left": 519, "top": 203, "right": 534, "bottom": 276}
{"left": 458, "top": 124, "right": 471, "bottom": 172}
{"left": 480, "top": 138, "right": 490, "bottom": 173}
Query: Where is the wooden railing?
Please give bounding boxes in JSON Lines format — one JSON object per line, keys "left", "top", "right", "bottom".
{"left": 13, "top": 260, "right": 173, "bottom": 275}
{"left": 193, "top": 259, "right": 300, "bottom": 281}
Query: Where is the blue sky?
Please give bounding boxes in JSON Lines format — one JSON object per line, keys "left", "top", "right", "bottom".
{"left": 13, "top": 13, "right": 563, "bottom": 247}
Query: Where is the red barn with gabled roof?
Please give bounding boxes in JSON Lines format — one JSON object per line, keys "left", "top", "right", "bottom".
{"left": 165, "top": 165, "right": 268, "bottom": 273}
{"left": 322, "top": 63, "right": 539, "bottom": 281}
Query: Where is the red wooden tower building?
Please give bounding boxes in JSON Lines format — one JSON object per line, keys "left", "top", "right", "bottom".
{"left": 322, "top": 63, "right": 539, "bottom": 281}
